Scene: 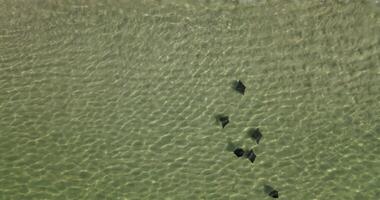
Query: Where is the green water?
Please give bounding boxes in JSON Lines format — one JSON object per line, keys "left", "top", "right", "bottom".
{"left": 0, "top": 0, "right": 379, "bottom": 199}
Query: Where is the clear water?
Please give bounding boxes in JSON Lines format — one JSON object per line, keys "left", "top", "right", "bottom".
{"left": 0, "top": 0, "right": 379, "bottom": 199}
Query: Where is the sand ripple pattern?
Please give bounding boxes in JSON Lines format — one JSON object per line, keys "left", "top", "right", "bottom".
{"left": 0, "top": 1, "right": 379, "bottom": 199}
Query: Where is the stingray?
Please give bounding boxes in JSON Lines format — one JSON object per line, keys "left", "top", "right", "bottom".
{"left": 217, "top": 115, "right": 229, "bottom": 128}
{"left": 248, "top": 128, "right": 262, "bottom": 144}
{"left": 269, "top": 190, "right": 279, "bottom": 198}
{"left": 233, "top": 148, "right": 245, "bottom": 157}
{"left": 246, "top": 149, "right": 256, "bottom": 163}
{"left": 234, "top": 80, "right": 246, "bottom": 95}
{"left": 264, "top": 185, "right": 279, "bottom": 198}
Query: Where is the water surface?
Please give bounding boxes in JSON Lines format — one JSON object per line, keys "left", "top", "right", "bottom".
{"left": 0, "top": 0, "right": 379, "bottom": 199}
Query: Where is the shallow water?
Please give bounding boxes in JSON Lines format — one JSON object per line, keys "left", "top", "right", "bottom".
{"left": 0, "top": 0, "right": 379, "bottom": 199}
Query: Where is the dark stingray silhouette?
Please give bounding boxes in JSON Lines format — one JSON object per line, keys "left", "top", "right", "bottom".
{"left": 233, "top": 80, "right": 246, "bottom": 95}
{"left": 248, "top": 128, "right": 262, "bottom": 144}
{"left": 264, "top": 185, "right": 279, "bottom": 198}
{"left": 216, "top": 115, "right": 229, "bottom": 128}
{"left": 233, "top": 148, "right": 245, "bottom": 157}
{"left": 246, "top": 149, "right": 256, "bottom": 163}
